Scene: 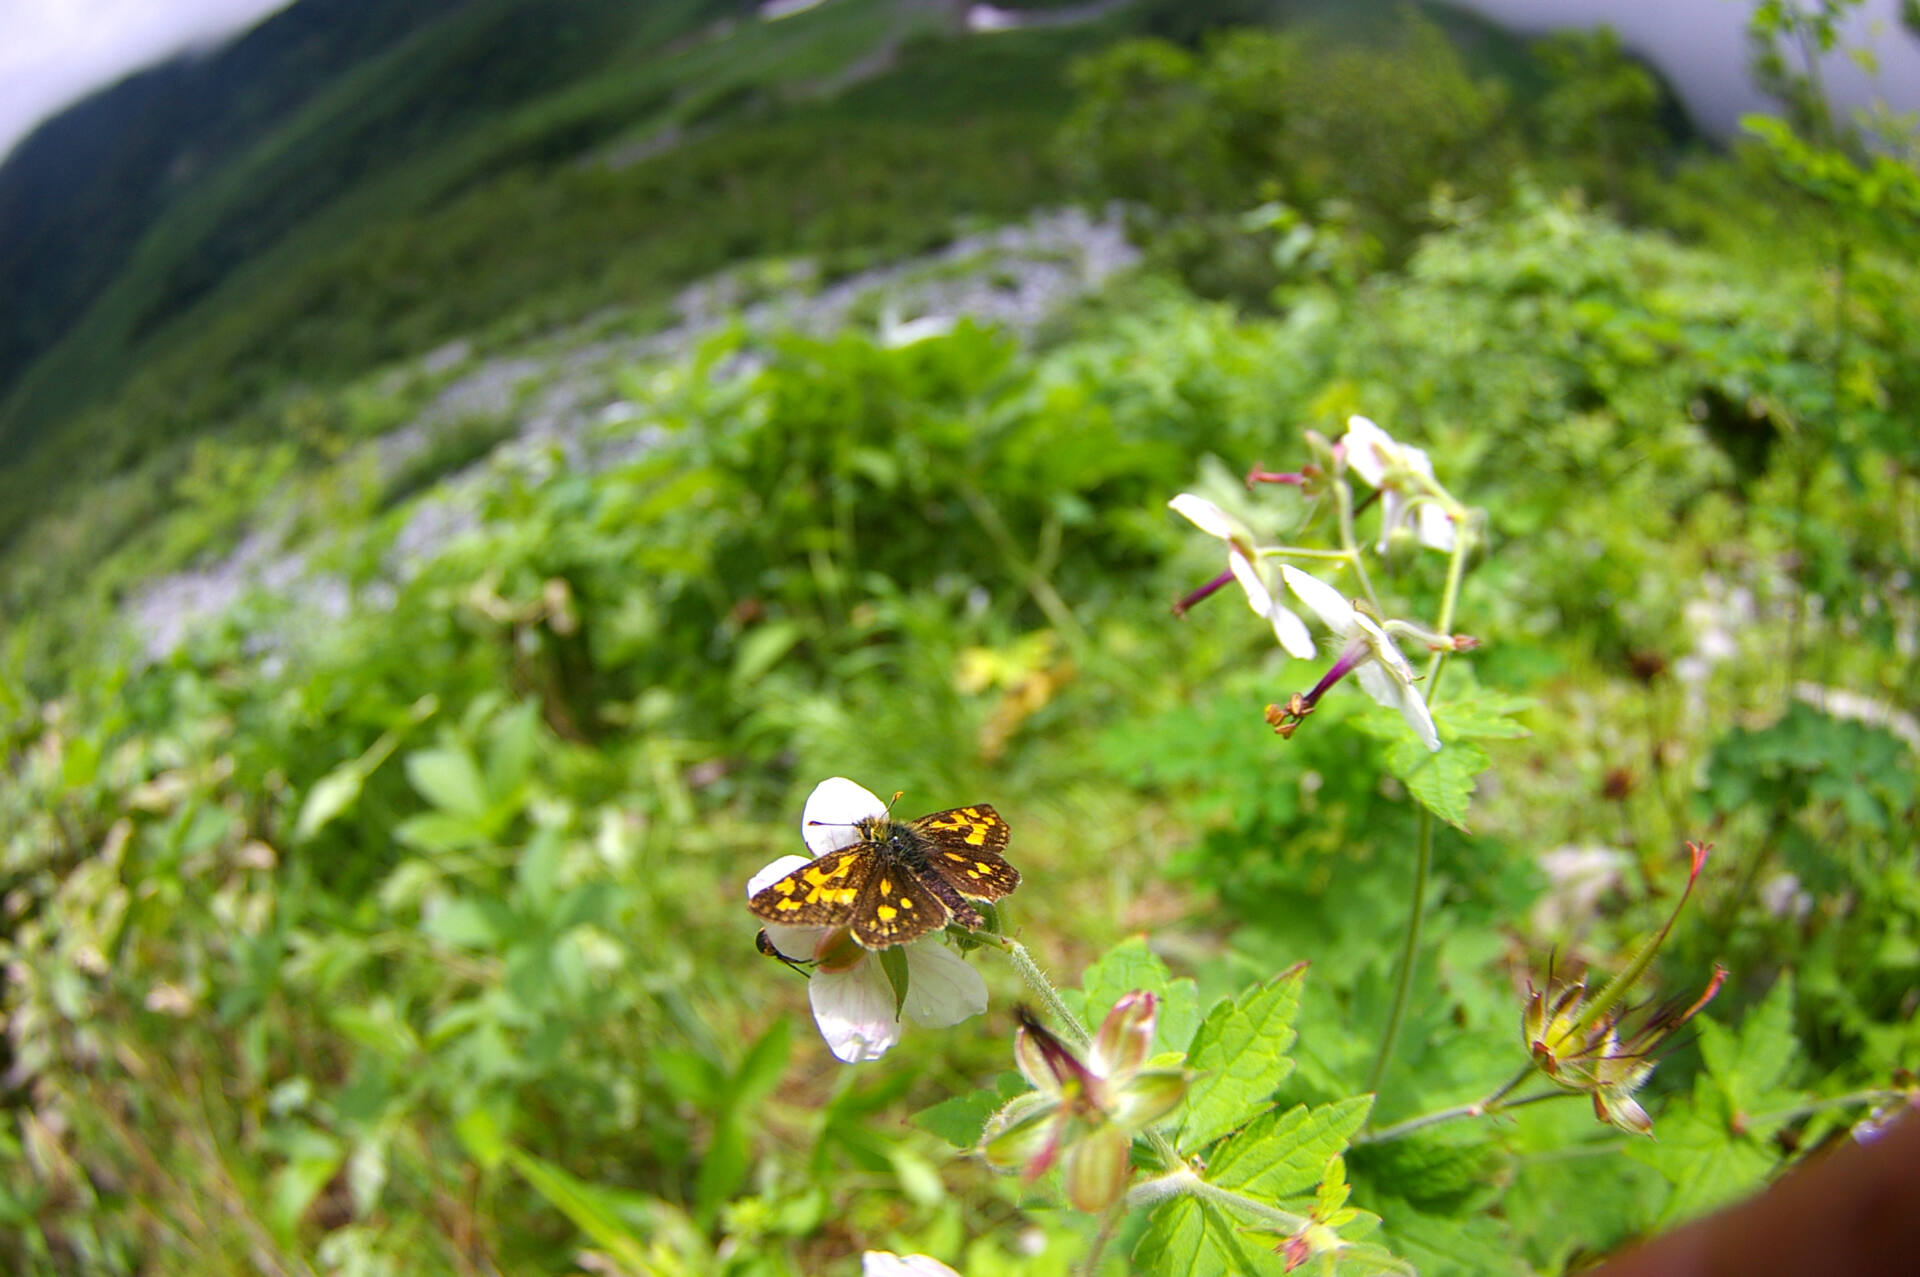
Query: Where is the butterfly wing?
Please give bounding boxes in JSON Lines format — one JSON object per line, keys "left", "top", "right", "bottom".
{"left": 912, "top": 804, "right": 1021, "bottom": 901}
{"left": 849, "top": 859, "right": 951, "bottom": 949}
{"left": 747, "top": 845, "right": 874, "bottom": 927}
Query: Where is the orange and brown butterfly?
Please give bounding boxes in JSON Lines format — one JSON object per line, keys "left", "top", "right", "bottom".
{"left": 748, "top": 777, "right": 1020, "bottom": 951}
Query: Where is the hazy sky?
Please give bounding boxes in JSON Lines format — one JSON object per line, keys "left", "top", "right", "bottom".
{"left": 1451, "top": 0, "right": 1920, "bottom": 136}
{"left": 0, "top": 0, "right": 295, "bottom": 159}
{"left": 2, "top": 0, "right": 1917, "bottom": 161}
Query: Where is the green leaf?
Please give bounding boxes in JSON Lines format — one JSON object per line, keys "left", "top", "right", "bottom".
{"left": 405, "top": 745, "right": 489, "bottom": 818}
{"left": 1074, "top": 935, "right": 1200, "bottom": 1055}
{"left": 1178, "top": 966, "right": 1306, "bottom": 1153}
{"left": 732, "top": 620, "right": 804, "bottom": 686}
{"left": 423, "top": 897, "right": 506, "bottom": 950}
{"left": 294, "top": 764, "right": 364, "bottom": 842}
{"left": 484, "top": 700, "right": 540, "bottom": 795}
{"left": 1699, "top": 973, "right": 1798, "bottom": 1116}
{"left": 1079, "top": 936, "right": 1170, "bottom": 1021}
{"left": 505, "top": 1146, "right": 660, "bottom": 1272}
{"left": 913, "top": 1073, "right": 1027, "bottom": 1148}
{"left": 735, "top": 1020, "right": 792, "bottom": 1103}
{"left": 1629, "top": 1086, "right": 1779, "bottom": 1225}
{"left": 1430, "top": 687, "right": 1534, "bottom": 740}
{"left": 1207, "top": 1096, "right": 1373, "bottom": 1200}
{"left": 1134, "top": 1195, "right": 1289, "bottom": 1277}
{"left": 879, "top": 946, "right": 911, "bottom": 1018}
{"left": 1388, "top": 736, "right": 1488, "bottom": 831}
{"left": 454, "top": 1105, "right": 509, "bottom": 1171}
{"left": 268, "top": 1127, "right": 344, "bottom": 1236}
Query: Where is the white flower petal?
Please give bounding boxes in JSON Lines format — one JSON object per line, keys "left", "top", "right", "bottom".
{"left": 1228, "top": 549, "right": 1273, "bottom": 615}
{"left": 1415, "top": 501, "right": 1456, "bottom": 551}
{"left": 1356, "top": 661, "right": 1441, "bottom": 752}
{"left": 1270, "top": 602, "right": 1317, "bottom": 659}
{"left": 1341, "top": 416, "right": 1395, "bottom": 486}
{"left": 810, "top": 961, "right": 902, "bottom": 1062}
{"left": 802, "top": 777, "right": 888, "bottom": 855}
{"left": 1169, "top": 493, "right": 1238, "bottom": 541}
{"left": 901, "top": 943, "right": 988, "bottom": 1027}
{"left": 1281, "top": 565, "right": 1358, "bottom": 635}
{"left": 863, "top": 1253, "right": 963, "bottom": 1277}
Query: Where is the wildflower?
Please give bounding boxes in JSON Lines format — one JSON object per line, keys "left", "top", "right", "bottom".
{"left": 1523, "top": 841, "right": 1725, "bottom": 1135}
{"left": 748, "top": 852, "right": 987, "bottom": 1063}
{"left": 1269, "top": 565, "right": 1441, "bottom": 752}
{"left": 1339, "top": 416, "right": 1456, "bottom": 554}
{"left": 981, "top": 992, "right": 1189, "bottom": 1212}
{"left": 862, "top": 1252, "right": 962, "bottom": 1277}
{"left": 1167, "top": 494, "right": 1315, "bottom": 658}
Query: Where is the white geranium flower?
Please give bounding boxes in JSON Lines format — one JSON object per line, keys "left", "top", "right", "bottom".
{"left": 862, "top": 1252, "right": 962, "bottom": 1277}
{"left": 1167, "top": 493, "right": 1316, "bottom": 658}
{"left": 1341, "top": 415, "right": 1455, "bottom": 553}
{"left": 1278, "top": 565, "right": 1441, "bottom": 752}
{"left": 749, "top": 778, "right": 987, "bottom": 1063}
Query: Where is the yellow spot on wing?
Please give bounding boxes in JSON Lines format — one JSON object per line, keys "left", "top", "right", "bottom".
{"left": 877, "top": 905, "right": 898, "bottom": 921}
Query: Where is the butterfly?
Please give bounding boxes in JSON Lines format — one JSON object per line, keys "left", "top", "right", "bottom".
{"left": 748, "top": 778, "right": 1020, "bottom": 950}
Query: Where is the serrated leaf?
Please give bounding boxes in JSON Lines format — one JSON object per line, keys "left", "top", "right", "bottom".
{"left": 1179, "top": 967, "right": 1306, "bottom": 1153}
{"left": 1430, "top": 688, "right": 1534, "bottom": 740}
{"left": 1375, "top": 1195, "right": 1526, "bottom": 1277}
{"left": 914, "top": 1083, "right": 1012, "bottom": 1149}
{"left": 1080, "top": 936, "right": 1173, "bottom": 1028}
{"left": 1134, "top": 1195, "right": 1289, "bottom": 1277}
{"left": 1699, "top": 973, "right": 1798, "bottom": 1114}
{"left": 1208, "top": 1096, "right": 1373, "bottom": 1200}
{"left": 1629, "top": 1089, "right": 1778, "bottom": 1225}
{"left": 1388, "top": 736, "right": 1488, "bottom": 831}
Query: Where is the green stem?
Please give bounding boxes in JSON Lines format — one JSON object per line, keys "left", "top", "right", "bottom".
{"left": 1353, "top": 1072, "right": 1572, "bottom": 1147}
{"left": 1422, "top": 527, "right": 1471, "bottom": 700}
{"left": 1080, "top": 1199, "right": 1124, "bottom": 1277}
{"left": 1332, "top": 476, "right": 1383, "bottom": 615}
{"left": 988, "top": 934, "right": 1091, "bottom": 1049}
{"left": 1744, "top": 1087, "right": 1911, "bottom": 1129}
{"left": 1365, "top": 805, "right": 1432, "bottom": 1099}
{"left": 1256, "top": 545, "right": 1357, "bottom": 563}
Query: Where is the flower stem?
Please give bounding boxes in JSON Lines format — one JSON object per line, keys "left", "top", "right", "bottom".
{"left": 1080, "top": 1199, "right": 1124, "bottom": 1277}
{"left": 1352, "top": 1067, "right": 1564, "bottom": 1146}
{"left": 1423, "top": 528, "right": 1471, "bottom": 699}
{"left": 1365, "top": 806, "right": 1432, "bottom": 1099}
{"left": 989, "top": 935, "right": 1092, "bottom": 1049}
{"left": 1744, "top": 1088, "right": 1912, "bottom": 1129}
{"left": 1332, "top": 475, "right": 1383, "bottom": 616}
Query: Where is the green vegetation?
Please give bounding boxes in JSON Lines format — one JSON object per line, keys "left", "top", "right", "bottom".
{"left": 2, "top": 1, "right": 1917, "bottom": 1274}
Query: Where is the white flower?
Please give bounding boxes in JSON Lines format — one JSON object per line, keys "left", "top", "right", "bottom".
{"left": 1168, "top": 493, "right": 1316, "bottom": 658}
{"left": 750, "top": 777, "right": 988, "bottom": 1063}
{"left": 863, "top": 1252, "right": 962, "bottom": 1277}
{"left": 1281, "top": 565, "right": 1441, "bottom": 752}
{"left": 1341, "top": 416, "right": 1455, "bottom": 553}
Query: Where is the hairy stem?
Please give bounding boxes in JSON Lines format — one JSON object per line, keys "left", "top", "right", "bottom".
{"left": 989, "top": 935, "right": 1091, "bottom": 1049}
